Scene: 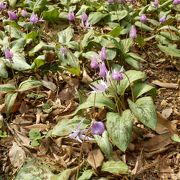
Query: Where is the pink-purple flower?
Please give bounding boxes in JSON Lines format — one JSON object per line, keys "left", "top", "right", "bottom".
{"left": 129, "top": 25, "right": 137, "bottom": 39}
{"left": 154, "top": 0, "right": 159, "bottom": 8}
{"left": 91, "top": 121, "right": 105, "bottom": 135}
{"left": 140, "top": 14, "right": 147, "bottom": 23}
{"left": 173, "top": 0, "right": 180, "bottom": 5}
{"left": 4, "top": 49, "right": 13, "bottom": 60}
{"left": 99, "top": 47, "right": 107, "bottom": 61}
{"left": 159, "top": 16, "right": 166, "bottom": 23}
{"left": 108, "top": 0, "right": 115, "bottom": 4}
{"left": 90, "top": 56, "right": 99, "bottom": 69}
{"left": 30, "top": 13, "right": 38, "bottom": 24}
{"left": 8, "top": 11, "right": 18, "bottom": 20}
{"left": 67, "top": 12, "right": 75, "bottom": 22}
{"left": 99, "top": 62, "right": 108, "bottom": 77}
{"left": 21, "top": 10, "right": 28, "bottom": 18}
{"left": 112, "top": 70, "right": 123, "bottom": 81}
{"left": 0, "top": 2, "right": 6, "bottom": 10}
{"left": 60, "top": 46, "right": 67, "bottom": 57}
{"left": 81, "top": 12, "right": 88, "bottom": 22}
{"left": 90, "top": 80, "right": 109, "bottom": 93}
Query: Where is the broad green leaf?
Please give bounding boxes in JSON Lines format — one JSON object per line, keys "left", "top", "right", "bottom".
{"left": 53, "top": 169, "right": 72, "bottom": 180}
{"left": 158, "top": 44, "right": 180, "bottom": 57}
{"left": 33, "top": 0, "right": 47, "bottom": 13}
{"left": 88, "top": 12, "right": 107, "bottom": 25}
{"left": 94, "top": 131, "right": 113, "bottom": 159}
{"left": 58, "top": 26, "right": 74, "bottom": 44}
{"left": 108, "top": 26, "right": 122, "bottom": 37}
{"left": 119, "top": 38, "right": 133, "bottom": 53}
{"left": 160, "top": 32, "right": 180, "bottom": 41}
{"left": 73, "top": 93, "right": 116, "bottom": 115}
{"left": 0, "top": 60, "right": 8, "bottom": 78}
{"left": 31, "top": 55, "right": 45, "bottom": 69}
{"left": 15, "top": 159, "right": 53, "bottom": 180}
{"left": 132, "top": 82, "right": 156, "bottom": 99}
{"left": 18, "top": 79, "right": 42, "bottom": 92}
{"left": 78, "top": 170, "right": 93, "bottom": 180}
{"left": 106, "top": 110, "right": 133, "bottom": 152}
{"left": 101, "top": 160, "right": 128, "bottom": 175}
{"left": 82, "top": 51, "right": 98, "bottom": 60}
{"left": 43, "top": 7, "right": 59, "bottom": 22}
{"left": 8, "top": 0, "right": 17, "bottom": 7}
{"left": 135, "top": 21, "right": 153, "bottom": 31}
{"left": 117, "top": 70, "right": 146, "bottom": 96}
{"left": 128, "top": 97, "right": 157, "bottom": 129}
{"left": 4, "top": 25, "right": 24, "bottom": 39}
{"left": 5, "top": 93, "right": 18, "bottom": 114}
{"left": 81, "top": 30, "right": 95, "bottom": 48}
{"left": 11, "top": 38, "right": 26, "bottom": 52}
{"left": 127, "top": 52, "right": 144, "bottom": 61}
{"left": 125, "top": 57, "right": 140, "bottom": 70}
{"left": 109, "top": 10, "right": 128, "bottom": 21}
{"left": 0, "top": 84, "right": 16, "bottom": 92}
{"left": 51, "top": 116, "right": 90, "bottom": 137}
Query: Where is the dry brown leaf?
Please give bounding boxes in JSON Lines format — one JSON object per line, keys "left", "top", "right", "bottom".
{"left": 41, "top": 80, "right": 57, "bottom": 91}
{"left": 152, "top": 80, "right": 179, "bottom": 89}
{"left": 81, "top": 69, "right": 93, "bottom": 84}
{"left": 87, "top": 149, "right": 104, "bottom": 169}
{"left": 162, "top": 108, "right": 173, "bottom": 119}
{"left": 144, "top": 133, "right": 172, "bottom": 152}
{"left": 24, "top": 123, "right": 50, "bottom": 131}
{"left": 9, "top": 142, "right": 26, "bottom": 168}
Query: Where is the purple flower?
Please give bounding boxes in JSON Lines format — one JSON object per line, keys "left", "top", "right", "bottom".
{"left": 99, "top": 62, "right": 108, "bottom": 77}
{"left": 112, "top": 70, "right": 123, "bottom": 81}
{"left": 0, "top": 2, "right": 6, "bottom": 10}
{"left": 173, "top": 0, "right": 180, "bottom": 5}
{"left": 60, "top": 46, "right": 67, "bottom": 57}
{"left": 8, "top": 11, "right": 18, "bottom": 20}
{"left": 30, "top": 13, "right": 38, "bottom": 24}
{"left": 159, "top": 16, "right": 166, "bottom": 23}
{"left": 67, "top": 12, "right": 75, "bottom": 22}
{"left": 21, "top": 10, "right": 28, "bottom": 18}
{"left": 69, "top": 121, "right": 94, "bottom": 143}
{"left": 129, "top": 25, "right": 137, "bottom": 39}
{"left": 140, "top": 14, "right": 147, "bottom": 23}
{"left": 90, "top": 56, "right": 99, "bottom": 69}
{"left": 81, "top": 12, "right": 88, "bottom": 22}
{"left": 108, "top": 0, "right": 115, "bottom": 4}
{"left": 99, "top": 47, "right": 107, "bottom": 61}
{"left": 91, "top": 121, "right": 105, "bottom": 135}
{"left": 154, "top": 0, "right": 159, "bottom": 8}
{"left": 90, "top": 80, "right": 109, "bottom": 93}
{"left": 4, "top": 49, "right": 13, "bottom": 60}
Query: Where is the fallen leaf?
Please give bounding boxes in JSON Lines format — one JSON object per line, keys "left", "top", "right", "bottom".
{"left": 87, "top": 149, "right": 104, "bottom": 169}
{"left": 41, "top": 80, "right": 57, "bottom": 91}
{"left": 152, "top": 80, "right": 178, "bottom": 89}
{"left": 81, "top": 68, "right": 93, "bottom": 84}
{"left": 162, "top": 108, "right": 173, "bottom": 119}
{"left": 9, "top": 142, "right": 26, "bottom": 168}
{"left": 24, "top": 124, "right": 50, "bottom": 131}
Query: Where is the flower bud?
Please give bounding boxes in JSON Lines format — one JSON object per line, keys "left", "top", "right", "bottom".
{"left": 154, "top": 0, "right": 159, "bottom": 8}
{"left": 140, "top": 14, "right": 147, "bottom": 23}
{"left": 8, "top": 11, "right": 18, "bottom": 20}
{"left": 90, "top": 57, "right": 99, "bottom": 69}
{"left": 30, "top": 13, "right": 38, "bottom": 24}
{"left": 99, "top": 47, "right": 107, "bottom": 61}
{"left": 21, "top": 10, "right": 28, "bottom": 18}
{"left": 0, "top": 2, "right": 6, "bottom": 10}
{"left": 81, "top": 12, "right": 88, "bottom": 22}
{"left": 108, "top": 0, "right": 115, "bottom": 4}
{"left": 67, "top": 12, "right": 75, "bottom": 22}
{"left": 173, "top": 0, "right": 180, "bottom": 5}
{"left": 4, "top": 49, "right": 13, "bottom": 60}
{"left": 91, "top": 121, "right": 105, "bottom": 135}
{"left": 99, "top": 62, "right": 108, "bottom": 77}
{"left": 112, "top": 70, "right": 123, "bottom": 81}
{"left": 129, "top": 25, "right": 137, "bottom": 39}
{"left": 159, "top": 16, "right": 166, "bottom": 23}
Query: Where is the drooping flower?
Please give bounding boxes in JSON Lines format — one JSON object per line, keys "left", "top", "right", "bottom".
{"left": 60, "top": 46, "right": 67, "bottom": 57}
{"left": 90, "top": 80, "right": 109, "bottom": 93}
{"left": 91, "top": 121, "right": 105, "bottom": 135}
{"left": 30, "top": 13, "right": 38, "bottom": 24}
{"left": 21, "top": 10, "right": 28, "bottom": 18}
{"left": 69, "top": 120, "right": 94, "bottom": 143}
{"left": 0, "top": 2, "right": 6, "bottom": 10}
{"left": 129, "top": 25, "right": 137, "bottom": 39}
{"left": 85, "top": 19, "right": 91, "bottom": 29}
{"left": 90, "top": 56, "right": 99, "bottom": 69}
{"left": 154, "top": 0, "right": 159, "bottom": 8}
{"left": 67, "top": 12, "right": 75, "bottom": 22}
{"left": 140, "top": 14, "right": 147, "bottom": 23}
{"left": 173, "top": 0, "right": 180, "bottom": 5}
{"left": 8, "top": 11, "right": 18, "bottom": 20}
{"left": 99, "top": 62, "right": 108, "bottom": 77}
{"left": 99, "top": 47, "right": 107, "bottom": 61}
{"left": 159, "top": 16, "right": 166, "bottom": 23}
{"left": 4, "top": 49, "right": 13, "bottom": 60}
{"left": 112, "top": 70, "right": 123, "bottom": 81}
{"left": 81, "top": 12, "right": 88, "bottom": 22}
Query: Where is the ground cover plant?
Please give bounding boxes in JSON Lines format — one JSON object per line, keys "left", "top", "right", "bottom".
{"left": 0, "top": 0, "right": 179, "bottom": 179}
